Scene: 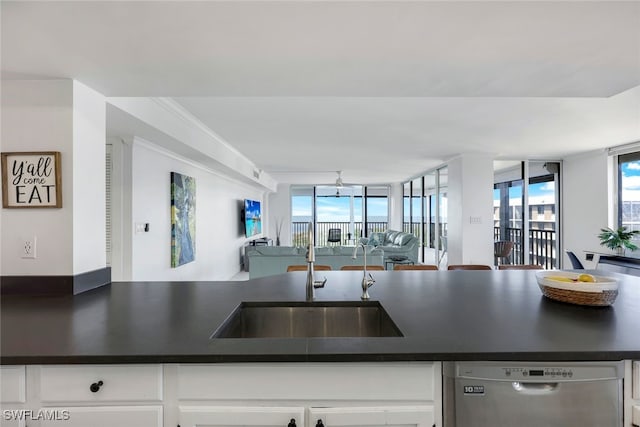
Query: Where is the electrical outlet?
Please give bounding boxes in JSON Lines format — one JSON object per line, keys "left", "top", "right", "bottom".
{"left": 22, "top": 237, "right": 37, "bottom": 259}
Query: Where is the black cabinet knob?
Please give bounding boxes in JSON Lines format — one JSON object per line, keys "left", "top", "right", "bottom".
{"left": 89, "top": 380, "right": 104, "bottom": 392}
{"left": 287, "top": 419, "right": 296, "bottom": 427}
{"left": 316, "top": 420, "right": 325, "bottom": 427}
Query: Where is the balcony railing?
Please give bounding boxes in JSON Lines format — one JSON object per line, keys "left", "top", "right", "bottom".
{"left": 292, "top": 221, "right": 388, "bottom": 247}
{"left": 291, "top": 222, "right": 554, "bottom": 268}
{"left": 494, "top": 227, "right": 556, "bottom": 269}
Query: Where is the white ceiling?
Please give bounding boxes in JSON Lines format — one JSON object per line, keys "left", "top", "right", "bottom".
{"left": 3, "top": 1, "right": 640, "bottom": 184}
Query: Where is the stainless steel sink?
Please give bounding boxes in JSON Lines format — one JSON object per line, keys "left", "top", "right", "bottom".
{"left": 211, "top": 301, "right": 403, "bottom": 338}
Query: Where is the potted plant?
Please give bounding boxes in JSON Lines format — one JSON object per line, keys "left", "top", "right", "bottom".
{"left": 598, "top": 226, "right": 640, "bottom": 255}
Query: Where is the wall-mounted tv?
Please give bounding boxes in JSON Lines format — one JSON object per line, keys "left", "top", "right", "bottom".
{"left": 244, "top": 199, "right": 262, "bottom": 238}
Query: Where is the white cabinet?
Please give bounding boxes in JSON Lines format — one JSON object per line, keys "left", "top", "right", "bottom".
{"left": 0, "top": 366, "right": 26, "bottom": 427}
{"left": 177, "top": 362, "right": 437, "bottom": 401}
{"left": 1, "top": 361, "right": 441, "bottom": 427}
{"left": 628, "top": 361, "right": 640, "bottom": 427}
{"left": 178, "top": 406, "right": 305, "bottom": 427}
{"left": 40, "top": 406, "right": 163, "bottom": 427}
{"left": 40, "top": 364, "right": 162, "bottom": 403}
{"left": 38, "top": 365, "right": 163, "bottom": 427}
{"left": 309, "top": 406, "right": 434, "bottom": 427}
{"left": 173, "top": 363, "right": 441, "bottom": 427}
{"left": 3, "top": 365, "right": 164, "bottom": 427}
{"left": 0, "top": 366, "right": 26, "bottom": 404}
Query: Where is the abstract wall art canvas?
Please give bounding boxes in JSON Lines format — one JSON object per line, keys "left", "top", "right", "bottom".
{"left": 171, "top": 172, "right": 196, "bottom": 267}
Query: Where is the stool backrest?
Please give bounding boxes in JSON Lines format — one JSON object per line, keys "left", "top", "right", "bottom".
{"left": 447, "top": 264, "right": 492, "bottom": 270}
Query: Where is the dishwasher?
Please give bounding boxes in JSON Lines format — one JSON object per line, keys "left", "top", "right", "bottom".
{"left": 443, "top": 361, "right": 624, "bottom": 427}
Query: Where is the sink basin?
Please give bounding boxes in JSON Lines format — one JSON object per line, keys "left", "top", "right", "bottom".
{"left": 211, "top": 301, "right": 403, "bottom": 338}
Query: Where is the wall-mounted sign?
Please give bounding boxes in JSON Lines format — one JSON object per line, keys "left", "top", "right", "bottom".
{"left": 1, "top": 152, "right": 62, "bottom": 208}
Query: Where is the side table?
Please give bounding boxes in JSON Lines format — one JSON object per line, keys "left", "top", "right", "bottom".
{"left": 385, "top": 255, "right": 413, "bottom": 270}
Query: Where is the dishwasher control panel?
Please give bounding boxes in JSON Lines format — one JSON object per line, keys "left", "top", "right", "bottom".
{"left": 503, "top": 367, "right": 574, "bottom": 379}
{"left": 452, "top": 361, "right": 624, "bottom": 382}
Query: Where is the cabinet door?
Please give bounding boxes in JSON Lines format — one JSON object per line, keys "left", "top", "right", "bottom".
{"left": 39, "top": 406, "right": 162, "bottom": 427}
{"left": 309, "top": 406, "right": 435, "bottom": 427}
{"left": 0, "top": 366, "right": 25, "bottom": 403}
{"left": 0, "top": 416, "right": 25, "bottom": 427}
{"left": 179, "top": 406, "right": 305, "bottom": 427}
{"left": 0, "top": 366, "right": 26, "bottom": 427}
{"left": 633, "top": 405, "right": 639, "bottom": 427}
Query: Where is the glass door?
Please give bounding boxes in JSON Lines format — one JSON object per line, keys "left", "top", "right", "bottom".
{"left": 493, "top": 161, "right": 560, "bottom": 268}
{"left": 314, "top": 185, "right": 363, "bottom": 246}
{"left": 527, "top": 161, "right": 559, "bottom": 269}
{"left": 436, "top": 167, "right": 448, "bottom": 267}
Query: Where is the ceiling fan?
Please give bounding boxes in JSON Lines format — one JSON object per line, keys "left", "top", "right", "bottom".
{"left": 335, "top": 171, "right": 343, "bottom": 197}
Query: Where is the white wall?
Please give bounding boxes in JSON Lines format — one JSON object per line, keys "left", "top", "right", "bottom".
{"left": 1, "top": 81, "right": 73, "bottom": 275}
{"left": 266, "top": 183, "right": 291, "bottom": 246}
{"left": 72, "top": 81, "right": 107, "bottom": 274}
{"left": 562, "top": 149, "right": 611, "bottom": 269}
{"left": 126, "top": 139, "right": 263, "bottom": 281}
{"left": 446, "top": 154, "right": 495, "bottom": 266}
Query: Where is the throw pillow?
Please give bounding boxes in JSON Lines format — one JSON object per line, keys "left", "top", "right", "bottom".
{"left": 368, "top": 233, "right": 382, "bottom": 247}
{"left": 385, "top": 231, "right": 399, "bottom": 244}
{"left": 395, "top": 233, "right": 414, "bottom": 246}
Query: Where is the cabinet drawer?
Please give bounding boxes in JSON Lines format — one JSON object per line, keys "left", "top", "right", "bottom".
{"left": 40, "top": 365, "right": 162, "bottom": 402}
{"left": 309, "top": 406, "right": 435, "bottom": 427}
{"left": 40, "top": 406, "right": 162, "bottom": 427}
{"left": 0, "top": 366, "right": 26, "bottom": 403}
{"left": 634, "top": 361, "right": 639, "bottom": 400}
{"left": 178, "top": 362, "right": 436, "bottom": 401}
{"left": 179, "top": 406, "right": 305, "bottom": 427}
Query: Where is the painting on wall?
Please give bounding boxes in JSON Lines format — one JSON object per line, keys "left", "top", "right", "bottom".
{"left": 171, "top": 172, "right": 196, "bottom": 268}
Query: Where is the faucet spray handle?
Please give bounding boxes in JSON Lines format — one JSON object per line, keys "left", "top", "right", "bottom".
{"left": 313, "top": 277, "right": 327, "bottom": 288}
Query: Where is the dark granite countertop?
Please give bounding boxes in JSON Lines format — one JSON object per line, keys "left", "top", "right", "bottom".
{"left": 2, "top": 270, "right": 640, "bottom": 364}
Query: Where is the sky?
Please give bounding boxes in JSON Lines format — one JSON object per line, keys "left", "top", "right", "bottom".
{"left": 621, "top": 160, "right": 640, "bottom": 202}
{"left": 292, "top": 196, "right": 388, "bottom": 221}
{"left": 493, "top": 181, "right": 556, "bottom": 203}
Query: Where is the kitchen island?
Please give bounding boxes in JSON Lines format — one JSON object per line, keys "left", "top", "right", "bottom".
{"left": 2, "top": 270, "right": 640, "bottom": 427}
{"left": 2, "top": 269, "right": 640, "bottom": 363}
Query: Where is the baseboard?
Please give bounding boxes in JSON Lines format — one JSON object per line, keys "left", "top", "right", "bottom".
{"left": 1, "top": 267, "right": 111, "bottom": 296}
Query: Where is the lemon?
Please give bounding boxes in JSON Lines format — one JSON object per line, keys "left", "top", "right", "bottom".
{"left": 578, "top": 274, "right": 596, "bottom": 283}
{"left": 548, "top": 276, "right": 575, "bottom": 283}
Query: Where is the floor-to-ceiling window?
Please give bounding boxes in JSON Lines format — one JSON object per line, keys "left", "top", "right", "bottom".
{"left": 402, "top": 167, "right": 447, "bottom": 265}
{"left": 528, "top": 164, "right": 558, "bottom": 268}
{"left": 365, "top": 186, "right": 389, "bottom": 235}
{"left": 315, "top": 185, "right": 363, "bottom": 245}
{"left": 291, "top": 185, "right": 389, "bottom": 246}
{"left": 618, "top": 152, "right": 640, "bottom": 233}
{"left": 493, "top": 161, "right": 559, "bottom": 268}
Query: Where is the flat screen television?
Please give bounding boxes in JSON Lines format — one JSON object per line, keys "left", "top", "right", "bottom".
{"left": 244, "top": 199, "right": 262, "bottom": 238}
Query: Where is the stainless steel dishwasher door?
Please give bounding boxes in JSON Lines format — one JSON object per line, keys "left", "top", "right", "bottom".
{"left": 443, "top": 361, "right": 624, "bottom": 427}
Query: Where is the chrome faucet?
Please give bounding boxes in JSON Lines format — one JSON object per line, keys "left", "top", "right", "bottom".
{"left": 352, "top": 243, "right": 375, "bottom": 300}
{"left": 305, "top": 222, "right": 326, "bottom": 301}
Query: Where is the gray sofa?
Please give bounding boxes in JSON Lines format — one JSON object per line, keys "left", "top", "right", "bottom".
{"left": 360, "top": 230, "right": 419, "bottom": 264}
{"left": 246, "top": 245, "right": 384, "bottom": 279}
